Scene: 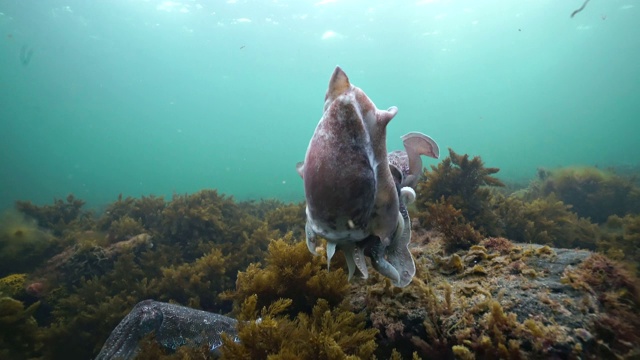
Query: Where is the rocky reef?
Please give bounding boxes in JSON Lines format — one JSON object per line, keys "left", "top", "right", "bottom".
{"left": 0, "top": 152, "right": 639, "bottom": 359}
{"left": 352, "top": 236, "right": 639, "bottom": 359}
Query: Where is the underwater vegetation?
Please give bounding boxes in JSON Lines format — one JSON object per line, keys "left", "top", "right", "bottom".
{"left": 0, "top": 295, "right": 42, "bottom": 358}
{"left": 133, "top": 295, "right": 379, "bottom": 360}
{"left": 414, "top": 150, "right": 614, "bottom": 254}
{"left": 492, "top": 193, "right": 600, "bottom": 250}
{"left": 525, "top": 166, "right": 640, "bottom": 223}
{"left": 221, "top": 234, "right": 351, "bottom": 317}
{"left": 0, "top": 210, "right": 57, "bottom": 277}
{"left": 0, "top": 190, "right": 294, "bottom": 359}
{"left": 97, "top": 194, "right": 166, "bottom": 236}
{"left": 562, "top": 253, "right": 640, "bottom": 357}
{"left": 357, "top": 237, "right": 640, "bottom": 359}
{"left": 0, "top": 150, "right": 639, "bottom": 359}
{"left": 16, "top": 194, "right": 92, "bottom": 236}
{"left": 420, "top": 197, "right": 483, "bottom": 253}
{"left": 219, "top": 295, "right": 378, "bottom": 359}
{"left": 414, "top": 148, "right": 504, "bottom": 252}
{"left": 599, "top": 214, "right": 640, "bottom": 272}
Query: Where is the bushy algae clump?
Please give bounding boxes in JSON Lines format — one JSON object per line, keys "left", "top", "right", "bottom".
{"left": 0, "top": 211, "right": 57, "bottom": 277}
{"left": 414, "top": 150, "right": 605, "bottom": 252}
{"left": 526, "top": 166, "right": 640, "bottom": 223}
{"left": 219, "top": 295, "right": 378, "bottom": 360}
{"left": 0, "top": 296, "right": 42, "bottom": 359}
{"left": 599, "top": 214, "right": 640, "bottom": 273}
{"left": 493, "top": 193, "right": 600, "bottom": 249}
{"left": 416, "top": 148, "right": 504, "bottom": 231}
{"left": 221, "top": 233, "right": 351, "bottom": 316}
{"left": 414, "top": 148, "right": 504, "bottom": 252}
{"left": 16, "top": 194, "right": 91, "bottom": 236}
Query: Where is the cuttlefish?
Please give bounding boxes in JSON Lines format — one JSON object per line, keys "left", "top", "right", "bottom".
{"left": 297, "top": 66, "right": 439, "bottom": 287}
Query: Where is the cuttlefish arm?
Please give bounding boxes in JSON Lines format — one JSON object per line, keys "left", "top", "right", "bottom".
{"left": 326, "top": 242, "right": 368, "bottom": 281}
{"left": 384, "top": 187, "right": 416, "bottom": 287}
{"left": 400, "top": 132, "right": 440, "bottom": 189}
{"left": 338, "top": 243, "right": 369, "bottom": 281}
{"left": 305, "top": 221, "right": 319, "bottom": 256}
{"left": 368, "top": 212, "right": 403, "bottom": 285}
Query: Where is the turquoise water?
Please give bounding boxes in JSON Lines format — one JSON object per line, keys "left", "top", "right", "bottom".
{"left": 1, "top": 0, "right": 638, "bottom": 211}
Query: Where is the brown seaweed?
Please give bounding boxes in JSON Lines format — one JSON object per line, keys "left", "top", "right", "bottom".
{"left": 1, "top": 158, "right": 639, "bottom": 359}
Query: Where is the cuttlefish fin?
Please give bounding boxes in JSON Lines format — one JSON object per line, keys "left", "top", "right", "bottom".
{"left": 400, "top": 132, "right": 440, "bottom": 188}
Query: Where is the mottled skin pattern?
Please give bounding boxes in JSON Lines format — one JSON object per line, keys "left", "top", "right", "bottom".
{"left": 298, "top": 67, "right": 439, "bottom": 287}
{"left": 95, "top": 300, "right": 238, "bottom": 360}
{"left": 298, "top": 66, "right": 401, "bottom": 284}
{"left": 301, "top": 68, "right": 399, "bottom": 249}
{"left": 302, "top": 101, "right": 376, "bottom": 241}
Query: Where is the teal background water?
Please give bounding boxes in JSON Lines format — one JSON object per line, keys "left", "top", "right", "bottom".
{"left": 1, "top": 0, "right": 638, "bottom": 211}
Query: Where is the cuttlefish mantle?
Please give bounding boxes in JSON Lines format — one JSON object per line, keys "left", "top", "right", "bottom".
{"left": 297, "top": 66, "right": 439, "bottom": 287}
